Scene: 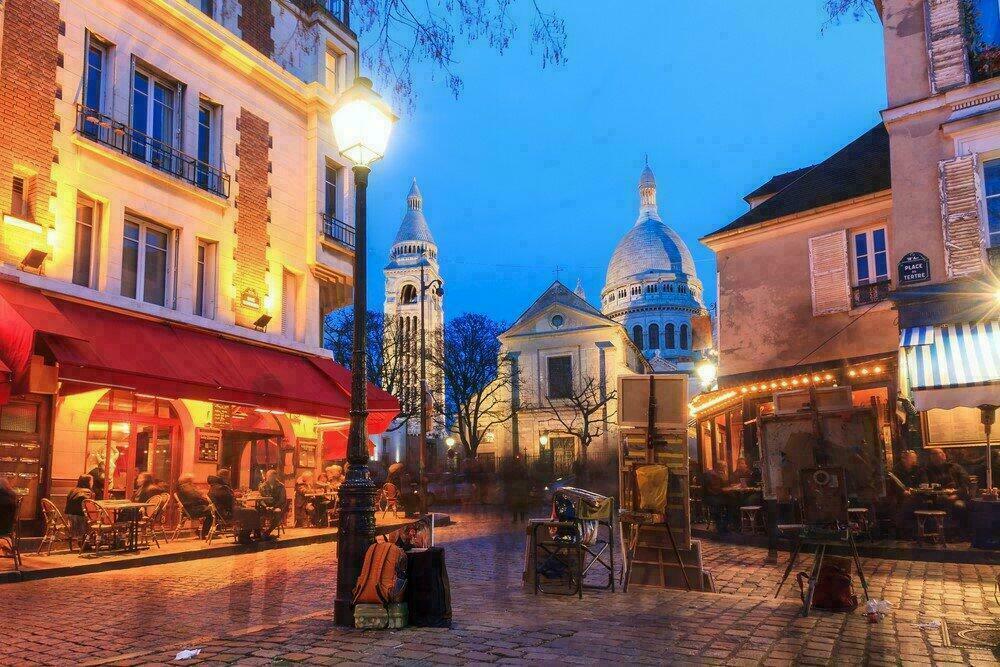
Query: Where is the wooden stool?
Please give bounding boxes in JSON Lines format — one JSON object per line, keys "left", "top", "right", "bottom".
{"left": 914, "top": 510, "right": 947, "bottom": 547}
{"left": 847, "top": 507, "right": 871, "bottom": 540}
{"left": 739, "top": 506, "right": 764, "bottom": 535}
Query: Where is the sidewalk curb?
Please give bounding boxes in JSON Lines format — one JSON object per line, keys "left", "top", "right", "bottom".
{"left": 1, "top": 522, "right": 409, "bottom": 585}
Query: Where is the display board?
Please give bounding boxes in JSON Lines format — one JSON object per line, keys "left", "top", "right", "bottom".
{"left": 617, "top": 374, "right": 688, "bottom": 429}
{"left": 759, "top": 409, "right": 886, "bottom": 503}
{"left": 196, "top": 428, "right": 222, "bottom": 462}
{"left": 925, "top": 407, "right": 987, "bottom": 446}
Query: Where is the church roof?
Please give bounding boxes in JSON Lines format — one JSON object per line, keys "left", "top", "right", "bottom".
{"left": 707, "top": 123, "right": 890, "bottom": 239}
{"left": 508, "top": 280, "right": 609, "bottom": 331}
{"left": 604, "top": 164, "right": 697, "bottom": 290}
{"left": 392, "top": 179, "right": 436, "bottom": 246}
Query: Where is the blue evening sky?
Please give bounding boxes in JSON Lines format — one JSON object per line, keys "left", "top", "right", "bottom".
{"left": 361, "top": 1, "right": 886, "bottom": 324}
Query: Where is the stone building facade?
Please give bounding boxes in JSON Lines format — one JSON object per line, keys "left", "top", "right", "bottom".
{"left": 0, "top": 0, "right": 398, "bottom": 525}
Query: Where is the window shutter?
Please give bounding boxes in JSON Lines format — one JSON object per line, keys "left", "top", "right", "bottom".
{"left": 925, "top": 0, "right": 970, "bottom": 94}
{"left": 938, "top": 154, "right": 987, "bottom": 277}
{"left": 808, "top": 231, "right": 850, "bottom": 316}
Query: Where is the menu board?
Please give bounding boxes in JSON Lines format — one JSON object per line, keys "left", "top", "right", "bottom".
{"left": 297, "top": 438, "right": 318, "bottom": 469}
{"left": 197, "top": 428, "right": 222, "bottom": 462}
{"left": 926, "top": 407, "right": 986, "bottom": 446}
{"left": 211, "top": 403, "right": 237, "bottom": 429}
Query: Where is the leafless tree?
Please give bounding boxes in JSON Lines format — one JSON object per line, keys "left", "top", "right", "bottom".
{"left": 822, "top": 0, "right": 880, "bottom": 26}
{"left": 539, "top": 375, "right": 617, "bottom": 468}
{"left": 324, "top": 307, "right": 422, "bottom": 431}
{"left": 430, "top": 312, "right": 517, "bottom": 456}
{"left": 350, "top": 0, "right": 567, "bottom": 109}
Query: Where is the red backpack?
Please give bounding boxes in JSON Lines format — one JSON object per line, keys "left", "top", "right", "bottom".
{"left": 353, "top": 542, "right": 407, "bottom": 606}
{"left": 797, "top": 555, "right": 858, "bottom": 612}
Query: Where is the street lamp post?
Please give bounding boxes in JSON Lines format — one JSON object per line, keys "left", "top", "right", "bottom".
{"left": 418, "top": 256, "right": 443, "bottom": 514}
{"left": 330, "top": 76, "right": 396, "bottom": 627}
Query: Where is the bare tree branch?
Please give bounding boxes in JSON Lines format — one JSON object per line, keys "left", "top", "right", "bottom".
{"left": 539, "top": 375, "right": 616, "bottom": 466}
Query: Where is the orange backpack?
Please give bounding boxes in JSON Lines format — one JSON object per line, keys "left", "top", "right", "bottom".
{"left": 353, "top": 542, "right": 408, "bottom": 605}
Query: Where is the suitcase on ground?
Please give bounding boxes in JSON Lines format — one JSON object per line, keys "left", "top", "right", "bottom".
{"left": 354, "top": 602, "right": 408, "bottom": 629}
{"left": 405, "top": 546, "right": 452, "bottom": 627}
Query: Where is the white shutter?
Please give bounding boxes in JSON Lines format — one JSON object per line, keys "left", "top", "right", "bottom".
{"left": 925, "top": 0, "right": 971, "bottom": 94}
{"left": 808, "top": 231, "right": 850, "bottom": 316}
{"left": 939, "top": 155, "right": 987, "bottom": 277}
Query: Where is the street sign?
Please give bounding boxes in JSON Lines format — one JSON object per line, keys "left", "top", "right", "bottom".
{"left": 898, "top": 252, "right": 930, "bottom": 285}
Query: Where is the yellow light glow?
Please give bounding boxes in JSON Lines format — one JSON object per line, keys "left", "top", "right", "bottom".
{"left": 802, "top": 377, "right": 810, "bottom": 384}
{"left": 823, "top": 374, "right": 832, "bottom": 380}
{"left": 446, "top": 437, "right": 455, "bottom": 448}
{"left": 848, "top": 370, "right": 857, "bottom": 377}
{"left": 46, "top": 227, "right": 57, "bottom": 246}
{"left": 780, "top": 381, "right": 788, "bottom": 388}
{"left": 3, "top": 214, "right": 44, "bottom": 234}
{"left": 873, "top": 366, "right": 882, "bottom": 373}
{"left": 861, "top": 368, "right": 869, "bottom": 376}
{"left": 770, "top": 382, "right": 778, "bottom": 389}
{"left": 539, "top": 434, "right": 549, "bottom": 446}
{"left": 750, "top": 385, "right": 758, "bottom": 391}
{"left": 696, "top": 359, "right": 718, "bottom": 387}
{"left": 331, "top": 78, "right": 396, "bottom": 168}
{"left": 740, "top": 387, "right": 748, "bottom": 394}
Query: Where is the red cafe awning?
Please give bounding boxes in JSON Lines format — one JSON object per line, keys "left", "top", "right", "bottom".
{"left": 321, "top": 429, "right": 376, "bottom": 461}
{"left": 0, "top": 281, "right": 398, "bottom": 426}
{"left": 0, "top": 357, "right": 10, "bottom": 405}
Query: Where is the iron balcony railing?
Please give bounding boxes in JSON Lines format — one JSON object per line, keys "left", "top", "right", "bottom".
{"left": 851, "top": 279, "right": 891, "bottom": 308}
{"left": 322, "top": 213, "right": 356, "bottom": 250}
{"left": 76, "top": 104, "right": 230, "bottom": 198}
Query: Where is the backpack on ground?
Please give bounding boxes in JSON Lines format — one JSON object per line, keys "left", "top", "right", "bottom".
{"left": 353, "top": 542, "right": 407, "bottom": 606}
{"left": 405, "top": 546, "right": 452, "bottom": 627}
{"left": 796, "top": 555, "right": 858, "bottom": 612}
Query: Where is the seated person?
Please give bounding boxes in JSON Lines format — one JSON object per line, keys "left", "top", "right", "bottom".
{"left": 294, "top": 472, "right": 315, "bottom": 527}
{"left": 132, "top": 472, "right": 169, "bottom": 503}
{"left": 701, "top": 462, "right": 731, "bottom": 533}
{"left": 176, "top": 473, "right": 213, "bottom": 539}
{"left": 0, "top": 477, "right": 18, "bottom": 538}
{"left": 920, "top": 448, "right": 971, "bottom": 531}
{"left": 893, "top": 450, "right": 922, "bottom": 490}
{"left": 64, "top": 475, "right": 94, "bottom": 538}
{"left": 257, "top": 469, "right": 287, "bottom": 538}
{"left": 208, "top": 473, "right": 236, "bottom": 522}
{"left": 733, "top": 458, "right": 753, "bottom": 488}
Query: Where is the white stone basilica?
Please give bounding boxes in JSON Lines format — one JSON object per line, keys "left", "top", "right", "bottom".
{"left": 601, "top": 162, "right": 707, "bottom": 372}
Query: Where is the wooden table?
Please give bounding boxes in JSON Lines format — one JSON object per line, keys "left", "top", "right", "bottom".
{"left": 94, "top": 500, "right": 154, "bottom": 553}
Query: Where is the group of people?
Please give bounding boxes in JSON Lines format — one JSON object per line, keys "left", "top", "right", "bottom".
{"left": 293, "top": 466, "right": 344, "bottom": 527}
{"left": 700, "top": 457, "right": 763, "bottom": 533}
{"left": 891, "top": 447, "right": 973, "bottom": 536}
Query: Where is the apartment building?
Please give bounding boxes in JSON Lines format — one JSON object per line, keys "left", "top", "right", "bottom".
{"left": 0, "top": 0, "right": 397, "bottom": 524}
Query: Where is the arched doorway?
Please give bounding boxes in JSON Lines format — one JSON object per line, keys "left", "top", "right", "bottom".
{"left": 85, "top": 390, "right": 182, "bottom": 500}
{"left": 219, "top": 407, "right": 287, "bottom": 491}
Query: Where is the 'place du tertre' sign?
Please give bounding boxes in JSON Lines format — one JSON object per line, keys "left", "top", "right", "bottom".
{"left": 898, "top": 252, "right": 930, "bottom": 285}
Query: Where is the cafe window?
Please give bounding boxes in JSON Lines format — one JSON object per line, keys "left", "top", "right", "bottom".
{"left": 852, "top": 226, "right": 889, "bottom": 285}
{"left": 121, "top": 214, "right": 173, "bottom": 307}
{"left": 86, "top": 390, "right": 180, "bottom": 500}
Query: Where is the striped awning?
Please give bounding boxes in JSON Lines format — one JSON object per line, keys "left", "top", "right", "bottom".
{"left": 900, "top": 321, "right": 999, "bottom": 410}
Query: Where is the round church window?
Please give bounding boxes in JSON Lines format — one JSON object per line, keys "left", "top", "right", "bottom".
{"left": 550, "top": 314, "right": 564, "bottom": 328}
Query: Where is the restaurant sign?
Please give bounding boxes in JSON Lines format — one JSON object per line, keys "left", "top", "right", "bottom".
{"left": 898, "top": 252, "right": 930, "bottom": 285}
{"left": 239, "top": 287, "right": 262, "bottom": 310}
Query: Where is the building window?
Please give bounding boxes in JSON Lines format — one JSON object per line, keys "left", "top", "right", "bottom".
{"left": 73, "top": 196, "right": 100, "bottom": 288}
{"left": 967, "top": 0, "right": 1000, "bottom": 82}
{"left": 325, "top": 161, "right": 340, "bottom": 219}
{"left": 550, "top": 314, "right": 564, "bottom": 328}
{"left": 191, "top": 0, "right": 215, "bottom": 17}
{"left": 984, "top": 158, "right": 1000, "bottom": 247}
{"left": 632, "top": 325, "right": 643, "bottom": 349}
{"left": 10, "top": 175, "right": 30, "bottom": 219}
{"left": 666, "top": 323, "right": 675, "bottom": 349}
{"left": 852, "top": 227, "right": 889, "bottom": 286}
{"left": 195, "top": 239, "right": 217, "bottom": 318}
{"left": 400, "top": 284, "right": 417, "bottom": 305}
{"left": 547, "top": 355, "right": 573, "bottom": 399}
{"left": 196, "top": 101, "right": 220, "bottom": 190}
{"left": 648, "top": 323, "right": 659, "bottom": 349}
{"left": 679, "top": 323, "right": 688, "bottom": 350}
{"left": 82, "top": 34, "right": 108, "bottom": 134}
{"left": 131, "top": 67, "right": 180, "bottom": 172}
{"left": 121, "top": 215, "right": 171, "bottom": 307}
{"left": 325, "top": 48, "right": 342, "bottom": 93}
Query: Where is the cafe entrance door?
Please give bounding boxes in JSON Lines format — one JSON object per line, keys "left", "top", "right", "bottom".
{"left": 218, "top": 408, "right": 287, "bottom": 492}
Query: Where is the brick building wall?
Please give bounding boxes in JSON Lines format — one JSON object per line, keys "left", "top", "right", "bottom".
{"left": 237, "top": 0, "right": 274, "bottom": 58}
{"left": 233, "top": 108, "right": 272, "bottom": 328}
{"left": 0, "top": 0, "right": 60, "bottom": 266}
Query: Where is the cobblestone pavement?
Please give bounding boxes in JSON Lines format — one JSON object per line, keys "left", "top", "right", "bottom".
{"left": 2, "top": 508, "right": 997, "bottom": 666}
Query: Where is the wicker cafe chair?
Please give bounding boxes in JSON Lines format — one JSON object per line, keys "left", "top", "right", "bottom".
{"left": 0, "top": 495, "right": 23, "bottom": 572}
{"left": 81, "top": 499, "right": 120, "bottom": 552}
{"left": 138, "top": 494, "right": 170, "bottom": 548}
{"left": 205, "top": 502, "right": 235, "bottom": 545}
{"left": 38, "top": 498, "right": 76, "bottom": 555}
{"left": 170, "top": 494, "right": 201, "bottom": 542}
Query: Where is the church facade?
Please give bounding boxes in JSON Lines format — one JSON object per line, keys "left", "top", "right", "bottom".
{"left": 379, "top": 180, "right": 445, "bottom": 465}
{"left": 480, "top": 163, "right": 709, "bottom": 470}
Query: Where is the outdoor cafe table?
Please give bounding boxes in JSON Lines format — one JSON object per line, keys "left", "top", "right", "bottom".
{"left": 94, "top": 500, "right": 154, "bottom": 553}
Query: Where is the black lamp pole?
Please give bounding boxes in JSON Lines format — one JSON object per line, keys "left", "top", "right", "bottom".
{"left": 418, "top": 257, "right": 442, "bottom": 515}
{"left": 334, "top": 164, "right": 376, "bottom": 626}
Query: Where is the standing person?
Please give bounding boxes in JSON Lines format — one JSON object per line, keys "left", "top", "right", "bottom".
{"left": 702, "top": 462, "right": 730, "bottom": 534}
{"left": 257, "top": 469, "right": 287, "bottom": 538}
{"left": 176, "top": 473, "right": 213, "bottom": 539}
